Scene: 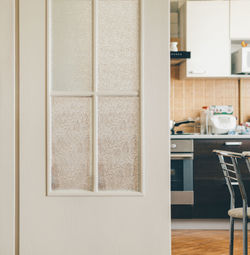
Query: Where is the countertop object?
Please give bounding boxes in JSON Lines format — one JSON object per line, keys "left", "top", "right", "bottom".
{"left": 171, "top": 134, "right": 250, "bottom": 139}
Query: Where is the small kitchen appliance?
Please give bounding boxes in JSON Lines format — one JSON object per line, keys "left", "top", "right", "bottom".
{"left": 210, "top": 115, "right": 237, "bottom": 135}
{"left": 200, "top": 105, "right": 237, "bottom": 135}
{"left": 232, "top": 47, "right": 250, "bottom": 74}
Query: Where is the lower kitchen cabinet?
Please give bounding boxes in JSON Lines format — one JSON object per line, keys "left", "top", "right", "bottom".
{"left": 171, "top": 205, "right": 193, "bottom": 219}
{"left": 193, "top": 180, "right": 230, "bottom": 218}
{"left": 193, "top": 139, "right": 250, "bottom": 218}
{"left": 171, "top": 138, "right": 250, "bottom": 219}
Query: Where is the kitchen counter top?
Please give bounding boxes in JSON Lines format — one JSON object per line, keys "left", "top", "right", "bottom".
{"left": 171, "top": 134, "right": 250, "bottom": 139}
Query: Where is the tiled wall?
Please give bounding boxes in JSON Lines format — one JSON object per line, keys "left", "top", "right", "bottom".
{"left": 170, "top": 66, "right": 241, "bottom": 133}
{"left": 241, "top": 79, "right": 250, "bottom": 123}
{"left": 170, "top": 0, "right": 250, "bottom": 132}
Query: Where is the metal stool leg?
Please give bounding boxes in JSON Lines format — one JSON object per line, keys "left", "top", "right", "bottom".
{"left": 230, "top": 217, "right": 234, "bottom": 255}
{"left": 243, "top": 217, "right": 248, "bottom": 255}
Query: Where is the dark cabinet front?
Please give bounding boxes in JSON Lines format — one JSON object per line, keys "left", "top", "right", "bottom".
{"left": 193, "top": 139, "right": 250, "bottom": 218}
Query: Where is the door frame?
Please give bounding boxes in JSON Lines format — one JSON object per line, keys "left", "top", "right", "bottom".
{"left": 0, "top": 0, "right": 19, "bottom": 254}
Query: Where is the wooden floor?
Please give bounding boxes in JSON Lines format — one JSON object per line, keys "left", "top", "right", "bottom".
{"left": 172, "top": 230, "right": 250, "bottom": 255}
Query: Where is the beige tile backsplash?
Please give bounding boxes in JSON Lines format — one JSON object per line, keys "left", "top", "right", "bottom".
{"left": 241, "top": 79, "right": 250, "bottom": 123}
{"left": 170, "top": 66, "right": 250, "bottom": 133}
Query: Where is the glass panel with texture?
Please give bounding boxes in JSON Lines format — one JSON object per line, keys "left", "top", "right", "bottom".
{"left": 49, "top": 0, "right": 93, "bottom": 92}
{"left": 98, "top": 0, "right": 140, "bottom": 92}
{"left": 51, "top": 97, "right": 93, "bottom": 190}
{"left": 98, "top": 97, "right": 140, "bottom": 191}
{"left": 48, "top": 0, "right": 142, "bottom": 195}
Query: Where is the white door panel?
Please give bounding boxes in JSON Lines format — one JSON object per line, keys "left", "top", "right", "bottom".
{"left": 0, "top": 0, "right": 16, "bottom": 254}
{"left": 19, "top": 0, "right": 170, "bottom": 254}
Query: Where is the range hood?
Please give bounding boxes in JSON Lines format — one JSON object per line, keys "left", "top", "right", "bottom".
{"left": 171, "top": 51, "right": 191, "bottom": 65}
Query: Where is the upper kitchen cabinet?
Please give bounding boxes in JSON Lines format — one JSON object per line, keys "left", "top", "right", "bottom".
{"left": 230, "top": 0, "right": 250, "bottom": 40}
{"left": 179, "top": 1, "right": 230, "bottom": 78}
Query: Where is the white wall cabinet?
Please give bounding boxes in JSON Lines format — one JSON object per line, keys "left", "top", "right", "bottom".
{"left": 179, "top": 1, "right": 230, "bottom": 78}
{"left": 230, "top": 0, "right": 250, "bottom": 40}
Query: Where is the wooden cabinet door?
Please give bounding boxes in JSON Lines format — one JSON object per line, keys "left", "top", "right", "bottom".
{"left": 230, "top": 0, "right": 250, "bottom": 40}
{"left": 181, "top": 1, "right": 230, "bottom": 78}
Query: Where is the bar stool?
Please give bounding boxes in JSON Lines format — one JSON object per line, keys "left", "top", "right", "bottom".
{"left": 214, "top": 150, "right": 250, "bottom": 255}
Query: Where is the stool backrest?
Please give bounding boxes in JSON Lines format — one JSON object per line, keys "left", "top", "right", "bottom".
{"left": 242, "top": 152, "right": 250, "bottom": 174}
{"left": 214, "top": 150, "right": 248, "bottom": 210}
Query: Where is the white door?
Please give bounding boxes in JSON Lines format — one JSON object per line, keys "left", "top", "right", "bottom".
{"left": 19, "top": 0, "right": 170, "bottom": 254}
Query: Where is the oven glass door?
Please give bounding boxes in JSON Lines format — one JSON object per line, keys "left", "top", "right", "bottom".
{"left": 171, "top": 153, "right": 194, "bottom": 205}
{"left": 171, "top": 153, "right": 193, "bottom": 191}
{"left": 171, "top": 159, "right": 184, "bottom": 191}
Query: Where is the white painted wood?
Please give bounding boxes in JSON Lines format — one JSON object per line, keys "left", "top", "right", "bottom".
{"left": 48, "top": 190, "right": 145, "bottom": 197}
{"left": 230, "top": 0, "right": 250, "bottom": 40}
{"left": 19, "top": 0, "right": 170, "bottom": 254}
{"left": 51, "top": 91, "right": 140, "bottom": 96}
{"left": 93, "top": 0, "right": 99, "bottom": 193}
{"left": 180, "top": 1, "right": 231, "bottom": 78}
{"left": 0, "top": 0, "right": 16, "bottom": 254}
{"left": 139, "top": 0, "right": 145, "bottom": 194}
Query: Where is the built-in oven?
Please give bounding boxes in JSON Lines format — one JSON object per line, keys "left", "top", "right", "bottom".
{"left": 171, "top": 139, "right": 194, "bottom": 205}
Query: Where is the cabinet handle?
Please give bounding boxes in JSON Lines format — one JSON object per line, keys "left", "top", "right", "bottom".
{"left": 225, "top": 142, "right": 242, "bottom": 146}
{"left": 224, "top": 182, "right": 238, "bottom": 186}
{"left": 171, "top": 153, "right": 193, "bottom": 160}
{"left": 231, "top": 182, "right": 239, "bottom": 186}
{"left": 171, "top": 144, "right": 177, "bottom": 149}
{"left": 189, "top": 70, "right": 206, "bottom": 75}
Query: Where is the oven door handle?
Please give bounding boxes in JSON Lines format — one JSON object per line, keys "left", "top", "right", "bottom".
{"left": 171, "top": 153, "right": 193, "bottom": 160}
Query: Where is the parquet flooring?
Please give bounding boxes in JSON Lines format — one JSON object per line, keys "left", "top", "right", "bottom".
{"left": 172, "top": 230, "right": 250, "bottom": 255}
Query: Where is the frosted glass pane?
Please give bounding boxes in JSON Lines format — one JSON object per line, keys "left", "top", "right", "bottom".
{"left": 98, "top": 0, "right": 140, "bottom": 91}
{"left": 51, "top": 97, "right": 92, "bottom": 190}
{"left": 98, "top": 97, "right": 140, "bottom": 191}
{"left": 50, "top": 0, "right": 92, "bottom": 91}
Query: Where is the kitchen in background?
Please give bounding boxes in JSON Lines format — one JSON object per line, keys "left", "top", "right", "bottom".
{"left": 170, "top": 0, "right": 250, "bottom": 135}
{"left": 171, "top": 1, "right": 250, "bottom": 253}
{"left": 171, "top": 67, "right": 250, "bottom": 134}
{"left": 170, "top": 0, "right": 250, "bottom": 220}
